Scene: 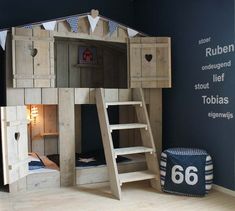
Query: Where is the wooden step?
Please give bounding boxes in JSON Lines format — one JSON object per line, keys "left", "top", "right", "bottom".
{"left": 110, "top": 123, "right": 147, "bottom": 132}
{"left": 114, "top": 146, "right": 154, "bottom": 158}
{"left": 105, "top": 101, "right": 142, "bottom": 108}
{"left": 119, "top": 170, "right": 156, "bottom": 185}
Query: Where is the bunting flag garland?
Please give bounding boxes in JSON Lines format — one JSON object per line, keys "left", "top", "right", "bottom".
{"left": 0, "top": 30, "right": 8, "bottom": 50}
{"left": 66, "top": 16, "right": 79, "bottom": 33}
{"left": 88, "top": 15, "right": 100, "bottom": 32}
{"left": 108, "top": 21, "right": 118, "bottom": 35}
{"left": 42, "top": 21, "right": 57, "bottom": 31}
{"left": 127, "top": 28, "right": 138, "bottom": 37}
{"left": 24, "top": 25, "right": 33, "bottom": 29}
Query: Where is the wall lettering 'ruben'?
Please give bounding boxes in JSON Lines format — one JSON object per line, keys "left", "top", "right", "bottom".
{"left": 194, "top": 37, "right": 234, "bottom": 120}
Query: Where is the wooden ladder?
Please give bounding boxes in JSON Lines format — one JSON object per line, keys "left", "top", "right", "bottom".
{"left": 96, "top": 88, "right": 161, "bottom": 200}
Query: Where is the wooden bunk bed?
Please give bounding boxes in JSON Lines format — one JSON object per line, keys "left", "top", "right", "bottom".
{"left": 0, "top": 10, "right": 171, "bottom": 198}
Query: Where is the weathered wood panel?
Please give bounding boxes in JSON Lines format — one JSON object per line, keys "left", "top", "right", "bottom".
{"left": 59, "top": 89, "right": 75, "bottom": 186}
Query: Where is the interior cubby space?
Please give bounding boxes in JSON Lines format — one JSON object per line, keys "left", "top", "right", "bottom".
{"left": 27, "top": 104, "right": 59, "bottom": 156}
{"left": 55, "top": 38, "right": 128, "bottom": 88}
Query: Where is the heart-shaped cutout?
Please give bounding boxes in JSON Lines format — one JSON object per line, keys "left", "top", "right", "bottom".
{"left": 31, "top": 48, "right": 38, "bottom": 57}
{"left": 91, "top": 9, "right": 99, "bottom": 18}
{"left": 145, "top": 54, "right": 152, "bottom": 62}
{"left": 14, "top": 132, "right": 20, "bottom": 141}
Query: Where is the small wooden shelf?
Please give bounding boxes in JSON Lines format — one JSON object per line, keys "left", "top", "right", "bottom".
{"left": 40, "top": 132, "right": 59, "bottom": 137}
{"left": 74, "top": 64, "right": 103, "bottom": 68}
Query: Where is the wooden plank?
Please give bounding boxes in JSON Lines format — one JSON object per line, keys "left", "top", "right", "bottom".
{"left": 75, "top": 88, "right": 90, "bottom": 104}
{"left": 75, "top": 105, "right": 81, "bottom": 153}
{"left": 59, "top": 88, "right": 75, "bottom": 186}
{"left": 96, "top": 88, "right": 121, "bottom": 199}
{"left": 89, "top": 88, "right": 96, "bottom": 104}
{"left": 118, "top": 89, "right": 132, "bottom": 101}
{"left": 149, "top": 89, "right": 162, "bottom": 160}
{"left": 110, "top": 123, "right": 147, "bottom": 132}
{"left": 42, "top": 88, "right": 58, "bottom": 104}
{"left": 114, "top": 147, "right": 153, "bottom": 157}
{"left": 104, "top": 89, "right": 118, "bottom": 102}
{"left": 69, "top": 43, "right": 81, "bottom": 87}
{"left": 119, "top": 170, "right": 155, "bottom": 184}
{"left": 129, "top": 38, "right": 142, "bottom": 88}
{"left": 27, "top": 171, "right": 60, "bottom": 190}
{"left": 31, "top": 105, "right": 44, "bottom": 155}
{"left": 44, "top": 105, "right": 58, "bottom": 155}
{"left": 106, "top": 101, "right": 142, "bottom": 107}
{"left": 13, "top": 28, "right": 34, "bottom": 87}
{"left": 56, "top": 41, "right": 69, "bottom": 87}
{"left": 24, "top": 88, "right": 42, "bottom": 104}
{"left": 33, "top": 28, "right": 52, "bottom": 87}
{"left": 1, "top": 106, "right": 28, "bottom": 185}
{"left": 7, "top": 89, "right": 25, "bottom": 106}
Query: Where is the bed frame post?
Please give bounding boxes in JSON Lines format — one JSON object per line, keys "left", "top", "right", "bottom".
{"left": 59, "top": 88, "right": 75, "bottom": 186}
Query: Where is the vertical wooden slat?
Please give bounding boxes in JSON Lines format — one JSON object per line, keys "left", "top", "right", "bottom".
{"left": 149, "top": 89, "right": 162, "bottom": 160}
{"left": 44, "top": 105, "right": 58, "bottom": 155}
{"left": 75, "top": 105, "right": 81, "bottom": 153}
{"left": 59, "top": 88, "right": 75, "bottom": 186}
{"left": 31, "top": 105, "right": 44, "bottom": 155}
{"left": 69, "top": 43, "right": 80, "bottom": 87}
{"left": 13, "top": 28, "right": 33, "bottom": 87}
{"left": 33, "top": 28, "right": 52, "bottom": 87}
{"left": 129, "top": 38, "right": 142, "bottom": 87}
{"left": 56, "top": 41, "right": 69, "bottom": 87}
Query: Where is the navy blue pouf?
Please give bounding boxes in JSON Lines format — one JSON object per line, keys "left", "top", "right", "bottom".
{"left": 160, "top": 148, "right": 213, "bottom": 196}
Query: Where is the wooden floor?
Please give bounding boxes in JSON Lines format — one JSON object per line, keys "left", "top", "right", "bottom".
{"left": 0, "top": 181, "right": 235, "bottom": 211}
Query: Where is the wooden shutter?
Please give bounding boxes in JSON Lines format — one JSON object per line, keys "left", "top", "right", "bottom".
{"left": 12, "top": 27, "right": 55, "bottom": 88}
{"left": 129, "top": 37, "right": 171, "bottom": 88}
{"left": 1, "top": 106, "right": 29, "bottom": 185}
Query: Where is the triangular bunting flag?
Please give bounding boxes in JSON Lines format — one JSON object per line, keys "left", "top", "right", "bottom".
{"left": 42, "top": 21, "right": 57, "bottom": 31}
{"left": 0, "top": 30, "right": 8, "bottom": 51}
{"left": 24, "top": 24, "right": 33, "bottom": 29}
{"left": 88, "top": 15, "right": 100, "bottom": 32}
{"left": 108, "top": 21, "right": 118, "bottom": 35}
{"left": 66, "top": 16, "right": 79, "bottom": 33}
{"left": 127, "top": 28, "right": 138, "bottom": 37}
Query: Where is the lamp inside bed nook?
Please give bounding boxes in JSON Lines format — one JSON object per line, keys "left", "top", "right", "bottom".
{"left": 30, "top": 106, "right": 39, "bottom": 124}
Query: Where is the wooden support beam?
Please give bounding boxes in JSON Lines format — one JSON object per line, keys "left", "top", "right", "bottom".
{"left": 59, "top": 88, "right": 75, "bottom": 186}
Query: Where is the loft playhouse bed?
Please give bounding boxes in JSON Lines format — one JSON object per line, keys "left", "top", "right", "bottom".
{"left": 0, "top": 10, "right": 171, "bottom": 199}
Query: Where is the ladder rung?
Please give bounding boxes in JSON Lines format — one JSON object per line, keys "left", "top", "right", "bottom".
{"left": 110, "top": 123, "right": 147, "bottom": 132}
{"left": 105, "top": 101, "right": 142, "bottom": 108}
{"left": 114, "top": 146, "right": 154, "bottom": 157}
{"left": 119, "top": 170, "right": 156, "bottom": 184}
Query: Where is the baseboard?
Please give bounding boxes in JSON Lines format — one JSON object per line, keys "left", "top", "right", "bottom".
{"left": 213, "top": 184, "right": 235, "bottom": 197}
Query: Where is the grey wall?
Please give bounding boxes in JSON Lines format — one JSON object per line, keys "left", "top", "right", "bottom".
{"left": 134, "top": 0, "right": 235, "bottom": 190}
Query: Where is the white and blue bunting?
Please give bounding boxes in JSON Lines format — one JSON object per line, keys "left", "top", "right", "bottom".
{"left": 88, "top": 15, "right": 100, "bottom": 32}
{"left": 66, "top": 16, "right": 79, "bottom": 33}
{"left": 24, "top": 24, "right": 33, "bottom": 29}
{"left": 0, "top": 30, "right": 8, "bottom": 50}
{"left": 42, "top": 21, "right": 57, "bottom": 31}
{"left": 127, "top": 28, "right": 138, "bottom": 37}
{"left": 108, "top": 20, "right": 118, "bottom": 35}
